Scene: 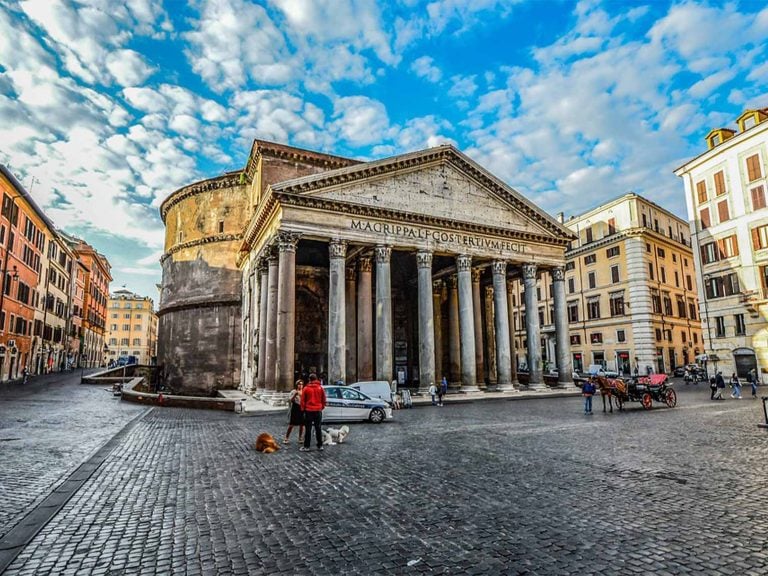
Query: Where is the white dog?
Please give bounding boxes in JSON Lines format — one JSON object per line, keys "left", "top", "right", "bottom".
{"left": 321, "top": 425, "right": 350, "bottom": 445}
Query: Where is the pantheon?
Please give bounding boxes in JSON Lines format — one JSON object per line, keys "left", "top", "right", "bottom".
{"left": 158, "top": 140, "right": 576, "bottom": 397}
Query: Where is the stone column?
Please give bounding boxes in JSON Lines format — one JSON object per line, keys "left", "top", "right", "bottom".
{"left": 416, "top": 251, "right": 435, "bottom": 394}
{"left": 447, "top": 275, "right": 460, "bottom": 386}
{"left": 345, "top": 263, "right": 357, "bottom": 385}
{"left": 256, "top": 259, "right": 269, "bottom": 392}
{"left": 357, "top": 257, "right": 373, "bottom": 380}
{"left": 374, "top": 245, "right": 393, "bottom": 382}
{"left": 507, "top": 280, "right": 518, "bottom": 385}
{"left": 457, "top": 254, "right": 478, "bottom": 392}
{"left": 264, "top": 250, "right": 279, "bottom": 391}
{"left": 484, "top": 285, "right": 497, "bottom": 387}
{"left": 432, "top": 280, "right": 443, "bottom": 384}
{"left": 523, "top": 263, "right": 544, "bottom": 390}
{"left": 328, "top": 239, "right": 346, "bottom": 386}
{"left": 552, "top": 266, "right": 573, "bottom": 387}
{"left": 492, "top": 261, "right": 515, "bottom": 391}
{"left": 472, "top": 268, "right": 485, "bottom": 386}
{"left": 276, "top": 232, "right": 300, "bottom": 393}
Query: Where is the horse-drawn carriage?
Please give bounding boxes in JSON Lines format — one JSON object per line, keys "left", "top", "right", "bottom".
{"left": 593, "top": 374, "right": 677, "bottom": 411}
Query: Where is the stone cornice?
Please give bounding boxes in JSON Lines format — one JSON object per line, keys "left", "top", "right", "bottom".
{"left": 244, "top": 140, "right": 359, "bottom": 183}
{"left": 160, "top": 173, "right": 243, "bottom": 222}
{"left": 158, "top": 297, "right": 241, "bottom": 317}
{"left": 160, "top": 233, "right": 243, "bottom": 263}
{"left": 566, "top": 227, "right": 693, "bottom": 258}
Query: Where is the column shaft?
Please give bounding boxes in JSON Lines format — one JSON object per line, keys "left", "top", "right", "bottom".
{"left": 523, "top": 263, "right": 544, "bottom": 389}
{"left": 432, "top": 281, "right": 443, "bottom": 383}
{"left": 472, "top": 268, "right": 485, "bottom": 386}
{"left": 447, "top": 276, "right": 460, "bottom": 385}
{"left": 457, "top": 254, "right": 478, "bottom": 392}
{"left": 357, "top": 257, "right": 373, "bottom": 380}
{"left": 345, "top": 264, "right": 357, "bottom": 385}
{"left": 276, "top": 232, "right": 299, "bottom": 393}
{"left": 492, "top": 261, "right": 515, "bottom": 390}
{"left": 256, "top": 262, "right": 269, "bottom": 392}
{"left": 552, "top": 266, "right": 573, "bottom": 386}
{"left": 375, "top": 246, "right": 393, "bottom": 382}
{"left": 484, "top": 285, "right": 497, "bottom": 386}
{"left": 507, "top": 280, "right": 518, "bottom": 384}
{"left": 328, "top": 240, "right": 346, "bottom": 385}
{"left": 417, "top": 251, "right": 435, "bottom": 393}
{"left": 264, "top": 253, "right": 279, "bottom": 391}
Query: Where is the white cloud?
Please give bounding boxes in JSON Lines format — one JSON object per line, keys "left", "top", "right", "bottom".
{"left": 105, "top": 49, "right": 155, "bottom": 87}
{"left": 411, "top": 56, "right": 442, "bottom": 82}
{"left": 331, "top": 96, "right": 390, "bottom": 146}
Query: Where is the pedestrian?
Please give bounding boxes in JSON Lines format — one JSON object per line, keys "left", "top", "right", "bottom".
{"left": 300, "top": 373, "right": 326, "bottom": 452}
{"left": 730, "top": 373, "right": 742, "bottom": 399}
{"left": 439, "top": 376, "right": 448, "bottom": 406}
{"left": 709, "top": 375, "right": 718, "bottom": 400}
{"left": 392, "top": 391, "right": 402, "bottom": 410}
{"left": 428, "top": 382, "right": 437, "bottom": 405}
{"left": 284, "top": 380, "right": 304, "bottom": 446}
{"left": 582, "top": 377, "right": 596, "bottom": 415}
{"left": 713, "top": 371, "right": 726, "bottom": 400}
{"left": 22, "top": 366, "right": 29, "bottom": 384}
{"left": 749, "top": 368, "right": 758, "bottom": 399}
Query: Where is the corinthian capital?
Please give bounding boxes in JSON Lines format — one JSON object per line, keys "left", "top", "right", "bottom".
{"left": 328, "top": 239, "right": 347, "bottom": 259}
{"left": 416, "top": 250, "right": 433, "bottom": 269}
{"left": 374, "top": 245, "right": 392, "bottom": 263}
{"left": 471, "top": 268, "right": 482, "bottom": 283}
{"left": 551, "top": 266, "right": 565, "bottom": 282}
{"left": 277, "top": 231, "right": 301, "bottom": 253}
{"left": 522, "top": 263, "right": 537, "bottom": 280}
{"left": 491, "top": 260, "right": 507, "bottom": 277}
{"left": 456, "top": 254, "right": 472, "bottom": 272}
{"left": 345, "top": 263, "right": 357, "bottom": 281}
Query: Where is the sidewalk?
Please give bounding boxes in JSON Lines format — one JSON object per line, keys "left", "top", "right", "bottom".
{"left": 220, "top": 385, "right": 582, "bottom": 416}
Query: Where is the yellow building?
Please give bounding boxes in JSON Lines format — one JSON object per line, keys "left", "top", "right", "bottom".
{"left": 106, "top": 289, "right": 157, "bottom": 365}
{"left": 509, "top": 193, "right": 702, "bottom": 376}
{"left": 675, "top": 107, "right": 768, "bottom": 379}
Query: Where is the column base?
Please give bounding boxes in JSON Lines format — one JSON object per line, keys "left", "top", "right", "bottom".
{"left": 557, "top": 378, "right": 574, "bottom": 388}
{"left": 527, "top": 379, "right": 547, "bottom": 391}
{"left": 496, "top": 382, "right": 518, "bottom": 392}
{"left": 459, "top": 384, "right": 481, "bottom": 393}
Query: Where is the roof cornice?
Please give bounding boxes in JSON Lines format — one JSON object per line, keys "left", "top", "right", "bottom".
{"left": 243, "top": 139, "right": 359, "bottom": 184}
{"left": 160, "top": 172, "right": 242, "bottom": 222}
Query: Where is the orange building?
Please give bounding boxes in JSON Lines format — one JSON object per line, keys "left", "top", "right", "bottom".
{"left": 0, "top": 165, "right": 53, "bottom": 380}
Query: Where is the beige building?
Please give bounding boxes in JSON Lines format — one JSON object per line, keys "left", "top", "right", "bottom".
{"left": 106, "top": 289, "right": 157, "bottom": 365}
{"left": 509, "top": 193, "right": 703, "bottom": 376}
{"left": 675, "top": 107, "right": 768, "bottom": 379}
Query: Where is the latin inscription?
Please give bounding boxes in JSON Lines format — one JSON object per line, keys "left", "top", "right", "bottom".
{"left": 350, "top": 219, "right": 525, "bottom": 253}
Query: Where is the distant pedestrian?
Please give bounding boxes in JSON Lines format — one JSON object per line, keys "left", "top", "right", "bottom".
{"left": 21, "top": 366, "right": 28, "bottom": 384}
{"left": 582, "top": 378, "right": 596, "bottom": 415}
{"left": 749, "top": 368, "right": 758, "bottom": 398}
{"left": 709, "top": 376, "right": 718, "bottom": 400}
{"left": 730, "top": 373, "right": 742, "bottom": 399}
{"left": 300, "top": 374, "right": 326, "bottom": 452}
{"left": 428, "top": 383, "right": 437, "bottom": 405}
{"left": 284, "top": 380, "right": 304, "bottom": 446}
{"left": 439, "top": 376, "right": 448, "bottom": 406}
{"left": 713, "top": 371, "right": 726, "bottom": 400}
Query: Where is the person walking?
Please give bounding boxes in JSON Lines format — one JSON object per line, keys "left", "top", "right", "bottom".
{"left": 582, "top": 378, "right": 596, "bottom": 415}
{"left": 749, "top": 368, "right": 758, "bottom": 399}
{"left": 730, "top": 373, "right": 742, "bottom": 399}
{"left": 709, "top": 375, "right": 718, "bottom": 400}
{"left": 439, "top": 376, "right": 448, "bottom": 406}
{"left": 428, "top": 383, "right": 437, "bottom": 405}
{"left": 284, "top": 380, "right": 304, "bottom": 446}
{"left": 300, "top": 374, "right": 326, "bottom": 452}
{"left": 713, "top": 371, "right": 726, "bottom": 400}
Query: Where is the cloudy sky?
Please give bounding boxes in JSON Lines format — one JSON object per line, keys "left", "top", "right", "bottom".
{"left": 1, "top": 0, "right": 767, "bottom": 301}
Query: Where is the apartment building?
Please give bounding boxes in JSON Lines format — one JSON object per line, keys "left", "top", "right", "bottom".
{"left": 675, "top": 107, "right": 768, "bottom": 379}
{"left": 106, "top": 289, "right": 157, "bottom": 365}
{"left": 509, "top": 193, "right": 702, "bottom": 376}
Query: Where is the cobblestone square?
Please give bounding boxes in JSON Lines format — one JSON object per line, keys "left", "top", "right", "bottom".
{"left": 2, "top": 382, "right": 767, "bottom": 575}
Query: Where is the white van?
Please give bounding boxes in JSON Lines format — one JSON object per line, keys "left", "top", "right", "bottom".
{"left": 349, "top": 381, "right": 393, "bottom": 405}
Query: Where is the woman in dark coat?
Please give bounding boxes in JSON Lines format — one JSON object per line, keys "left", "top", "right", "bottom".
{"left": 284, "top": 380, "right": 304, "bottom": 445}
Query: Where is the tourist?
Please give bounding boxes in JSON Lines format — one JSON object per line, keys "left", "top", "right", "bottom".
{"left": 709, "top": 375, "right": 718, "bottom": 400}
{"left": 582, "top": 377, "right": 596, "bottom": 415}
{"left": 713, "top": 371, "right": 726, "bottom": 400}
{"left": 749, "top": 368, "right": 758, "bottom": 399}
{"left": 300, "top": 374, "right": 326, "bottom": 452}
{"left": 730, "top": 373, "right": 742, "bottom": 399}
{"left": 284, "top": 380, "right": 304, "bottom": 446}
{"left": 439, "top": 376, "right": 448, "bottom": 406}
{"left": 428, "top": 382, "right": 437, "bottom": 405}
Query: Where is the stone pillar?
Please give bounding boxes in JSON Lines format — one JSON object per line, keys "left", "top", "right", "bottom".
{"left": 484, "top": 285, "right": 496, "bottom": 387}
{"left": 552, "top": 266, "right": 573, "bottom": 387}
{"left": 492, "top": 261, "right": 515, "bottom": 391}
{"left": 276, "top": 232, "right": 300, "bottom": 393}
{"left": 264, "top": 251, "right": 279, "bottom": 391}
{"left": 357, "top": 257, "right": 373, "bottom": 380}
{"left": 471, "top": 268, "right": 485, "bottom": 386}
{"left": 374, "top": 245, "right": 393, "bottom": 382}
{"left": 523, "top": 263, "right": 544, "bottom": 390}
{"left": 328, "top": 239, "right": 346, "bottom": 386}
{"left": 256, "top": 259, "right": 269, "bottom": 392}
{"left": 345, "top": 263, "right": 357, "bottom": 385}
{"left": 507, "top": 280, "right": 518, "bottom": 385}
{"left": 457, "top": 254, "right": 478, "bottom": 392}
{"left": 432, "top": 280, "right": 443, "bottom": 384}
{"left": 416, "top": 251, "right": 435, "bottom": 394}
{"left": 447, "top": 275, "right": 460, "bottom": 386}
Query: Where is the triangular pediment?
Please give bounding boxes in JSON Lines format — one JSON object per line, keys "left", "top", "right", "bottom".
{"left": 269, "top": 146, "right": 573, "bottom": 241}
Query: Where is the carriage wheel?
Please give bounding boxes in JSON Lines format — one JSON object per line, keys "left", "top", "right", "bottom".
{"left": 664, "top": 389, "right": 677, "bottom": 408}
{"left": 641, "top": 393, "right": 653, "bottom": 410}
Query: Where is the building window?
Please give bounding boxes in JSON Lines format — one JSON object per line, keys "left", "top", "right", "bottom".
{"left": 651, "top": 289, "right": 661, "bottom": 313}
{"left": 660, "top": 267, "right": 666, "bottom": 284}
{"left": 610, "top": 265, "right": 620, "bottom": 283}
{"left": 648, "top": 263, "right": 654, "bottom": 280}
{"left": 570, "top": 335, "right": 581, "bottom": 345}
{"left": 588, "top": 272, "right": 596, "bottom": 289}
{"left": 587, "top": 298, "right": 600, "bottom": 320}
{"left": 120, "top": 337, "right": 129, "bottom": 345}
{"left": 694, "top": 332, "right": 698, "bottom": 344}
{"left": 664, "top": 329, "right": 672, "bottom": 342}
{"left": 734, "top": 314, "right": 746, "bottom": 336}
{"left": 567, "top": 302, "right": 579, "bottom": 323}
{"left": 607, "top": 218, "right": 616, "bottom": 235}
{"left": 655, "top": 328, "right": 662, "bottom": 341}
{"left": 565, "top": 261, "right": 575, "bottom": 271}
{"left": 586, "top": 227, "right": 593, "bottom": 243}
{"left": 133, "top": 338, "right": 142, "bottom": 346}
{"left": 134, "top": 324, "right": 141, "bottom": 330}
{"left": 617, "top": 329, "right": 626, "bottom": 343}
{"left": 686, "top": 275, "right": 693, "bottom": 290}
{"left": 751, "top": 185, "right": 766, "bottom": 210}
{"left": 705, "top": 273, "right": 740, "bottom": 299}
{"left": 646, "top": 242, "right": 651, "bottom": 253}
{"left": 657, "top": 247, "right": 665, "bottom": 258}
{"left": 122, "top": 324, "right": 130, "bottom": 330}
{"left": 663, "top": 294, "right": 673, "bottom": 316}
{"left": 714, "top": 170, "right": 726, "bottom": 196}
{"left": 584, "top": 254, "right": 596, "bottom": 265}
{"left": 696, "top": 180, "right": 707, "bottom": 203}
{"left": 110, "top": 324, "right": 117, "bottom": 330}
{"left": 746, "top": 153, "right": 762, "bottom": 182}
{"left": 567, "top": 278, "right": 575, "bottom": 294}
{"left": 109, "top": 338, "right": 117, "bottom": 345}
{"left": 590, "top": 333, "right": 603, "bottom": 344}
{"left": 762, "top": 266, "right": 768, "bottom": 298}
{"left": 218, "top": 220, "right": 224, "bottom": 234}
{"left": 676, "top": 297, "right": 687, "bottom": 318}
{"left": 688, "top": 300, "right": 697, "bottom": 320}
{"left": 715, "top": 316, "right": 726, "bottom": 338}
{"left": 700, "top": 208, "right": 711, "bottom": 229}
{"left": 674, "top": 271, "right": 679, "bottom": 287}
{"left": 681, "top": 331, "right": 687, "bottom": 343}
{"left": 752, "top": 225, "right": 768, "bottom": 250}
{"left": 609, "top": 293, "right": 624, "bottom": 317}
{"left": 717, "top": 200, "right": 730, "bottom": 223}
{"left": 606, "top": 246, "right": 620, "bottom": 258}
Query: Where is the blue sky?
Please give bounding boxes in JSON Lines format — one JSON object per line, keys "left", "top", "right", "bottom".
{"left": 1, "top": 0, "right": 767, "bottom": 303}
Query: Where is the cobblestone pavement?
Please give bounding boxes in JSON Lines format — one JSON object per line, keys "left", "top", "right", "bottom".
{"left": 0, "top": 372, "right": 146, "bottom": 540}
{"left": 5, "top": 381, "right": 768, "bottom": 575}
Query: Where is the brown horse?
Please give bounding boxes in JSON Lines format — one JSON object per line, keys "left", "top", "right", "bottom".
{"left": 592, "top": 376, "right": 627, "bottom": 412}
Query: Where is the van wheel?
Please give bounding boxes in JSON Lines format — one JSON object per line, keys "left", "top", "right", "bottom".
{"left": 369, "top": 408, "right": 385, "bottom": 423}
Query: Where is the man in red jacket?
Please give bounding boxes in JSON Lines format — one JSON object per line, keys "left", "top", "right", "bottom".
{"left": 300, "top": 373, "right": 327, "bottom": 451}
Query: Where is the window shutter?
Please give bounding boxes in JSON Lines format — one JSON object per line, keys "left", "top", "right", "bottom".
{"left": 752, "top": 186, "right": 766, "bottom": 210}
{"left": 714, "top": 171, "right": 725, "bottom": 196}
{"left": 716, "top": 239, "right": 725, "bottom": 260}
{"left": 700, "top": 208, "right": 710, "bottom": 228}
{"left": 696, "top": 181, "right": 707, "bottom": 203}
{"left": 717, "top": 200, "right": 729, "bottom": 222}
{"left": 747, "top": 154, "right": 762, "bottom": 182}
{"left": 753, "top": 228, "right": 762, "bottom": 249}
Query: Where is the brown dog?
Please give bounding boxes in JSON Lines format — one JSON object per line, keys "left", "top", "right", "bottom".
{"left": 254, "top": 432, "right": 280, "bottom": 453}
